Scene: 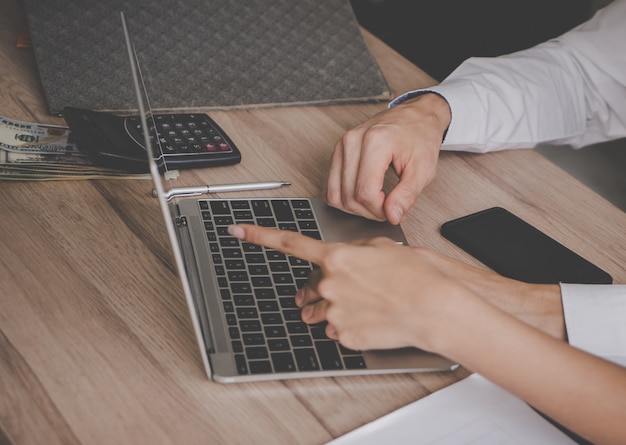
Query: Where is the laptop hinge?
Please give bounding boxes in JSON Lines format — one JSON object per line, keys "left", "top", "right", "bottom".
{"left": 172, "top": 212, "right": 216, "bottom": 355}
{"left": 175, "top": 215, "right": 188, "bottom": 228}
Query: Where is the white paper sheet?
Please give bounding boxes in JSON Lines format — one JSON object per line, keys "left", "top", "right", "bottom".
{"left": 327, "top": 374, "right": 576, "bottom": 445}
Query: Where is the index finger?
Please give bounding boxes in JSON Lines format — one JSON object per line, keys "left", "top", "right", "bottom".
{"left": 228, "top": 224, "right": 328, "bottom": 265}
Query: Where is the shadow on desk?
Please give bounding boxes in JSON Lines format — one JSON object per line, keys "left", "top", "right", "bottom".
{"left": 536, "top": 138, "right": 626, "bottom": 214}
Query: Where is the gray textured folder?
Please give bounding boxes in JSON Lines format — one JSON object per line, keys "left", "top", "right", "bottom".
{"left": 22, "top": 0, "right": 392, "bottom": 115}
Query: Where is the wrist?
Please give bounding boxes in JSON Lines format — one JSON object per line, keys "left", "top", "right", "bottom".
{"left": 396, "top": 92, "right": 451, "bottom": 142}
{"left": 474, "top": 276, "right": 566, "bottom": 340}
{"left": 427, "top": 285, "right": 498, "bottom": 359}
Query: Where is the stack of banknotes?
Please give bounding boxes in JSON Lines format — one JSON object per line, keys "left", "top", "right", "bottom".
{"left": 0, "top": 115, "right": 146, "bottom": 181}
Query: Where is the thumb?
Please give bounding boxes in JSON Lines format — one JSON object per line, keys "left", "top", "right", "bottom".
{"left": 384, "top": 168, "right": 423, "bottom": 225}
{"left": 384, "top": 186, "right": 418, "bottom": 225}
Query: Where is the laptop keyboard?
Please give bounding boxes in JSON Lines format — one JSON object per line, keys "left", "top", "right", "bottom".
{"left": 199, "top": 198, "right": 367, "bottom": 375}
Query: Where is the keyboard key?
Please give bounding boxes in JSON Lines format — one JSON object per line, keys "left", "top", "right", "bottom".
{"left": 256, "top": 217, "right": 277, "bottom": 228}
{"left": 214, "top": 216, "right": 234, "bottom": 225}
{"left": 228, "top": 271, "right": 248, "bottom": 281}
{"left": 279, "top": 297, "right": 297, "bottom": 308}
{"left": 294, "top": 209, "right": 314, "bottom": 219}
{"left": 258, "top": 301, "right": 279, "bottom": 312}
{"left": 210, "top": 201, "right": 230, "bottom": 215}
{"left": 289, "top": 256, "right": 309, "bottom": 266}
{"left": 220, "top": 237, "right": 240, "bottom": 247}
{"left": 261, "top": 312, "right": 283, "bottom": 324}
{"left": 225, "top": 260, "right": 245, "bottom": 270}
{"left": 271, "top": 352, "right": 296, "bottom": 372}
{"left": 315, "top": 340, "right": 343, "bottom": 370}
{"left": 242, "top": 242, "right": 262, "bottom": 252}
{"left": 251, "top": 276, "right": 272, "bottom": 287}
{"left": 252, "top": 200, "right": 272, "bottom": 217}
{"left": 231, "top": 283, "right": 252, "bottom": 293}
{"left": 268, "top": 339, "right": 290, "bottom": 351}
{"left": 291, "top": 199, "right": 310, "bottom": 208}
{"left": 233, "top": 210, "right": 253, "bottom": 219}
{"left": 232, "top": 340, "right": 243, "bottom": 353}
{"left": 310, "top": 323, "right": 329, "bottom": 339}
{"left": 242, "top": 333, "right": 265, "bottom": 345}
{"left": 269, "top": 261, "right": 290, "bottom": 272}
{"left": 231, "top": 200, "right": 250, "bottom": 209}
{"left": 292, "top": 267, "right": 311, "bottom": 278}
{"left": 240, "top": 320, "right": 262, "bottom": 332}
{"left": 264, "top": 326, "right": 287, "bottom": 338}
{"left": 278, "top": 222, "right": 298, "bottom": 231}
{"left": 339, "top": 345, "right": 362, "bottom": 355}
{"left": 282, "top": 309, "right": 301, "bottom": 321}
{"left": 235, "top": 354, "right": 248, "bottom": 375}
{"left": 245, "top": 253, "right": 265, "bottom": 263}
{"left": 266, "top": 250, "right": 286, "bottom": 261}
{"left": 290, "top": 335, "right": 313, "bottom": 347}
{"left": 287, "top": 321, "right": 309, "bottom": 334}
{"left": 245, "top": 346, "right": 269, "bottom": 360}
{"left": 236, "top": 308, "right": 258, "bottom": 318}
{"left": 272, "top": 273, "right": 293, "bottom": 284}
{"left": 298, "top": 220, "right": 318, "bottom": 230}
{"left": 228, "top": 327, "right": 240, "bottom": 339}
{"left": 294, "top": 348, "right": 320, "bottom": 371}
{"left": 344, "top": 356, "right": 367, "bottom": 369}
{"left": 254, "top": 288, "right": 276, "bottom": 299}
{"left": 234, "top": 295, "right": 255, "bottom": 306}
{"left": 271, "top": 200, "right": 295, "bottom": 222}
{"left": 223, "top": 248, "right": 243, "bottom": 259}
{"left": 248, "top": 264, "right": 269, "bottom": 275}
{"left": 302, "top": 230, "right": 322, "bottom": 240}
{"left": 249, "top": 360, "right": 273, "bottom": 374}
{"left": 277, "top": 286, "right": 297, "bottom": 296}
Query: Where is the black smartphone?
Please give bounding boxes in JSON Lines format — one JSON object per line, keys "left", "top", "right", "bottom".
{"left": 63, "top": 106, "right": 241, "bottom": 173}
{"left": 440, "top": 207, "right": 612, "bottom": 284}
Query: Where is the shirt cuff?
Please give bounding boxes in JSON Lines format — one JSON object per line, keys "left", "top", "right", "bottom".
{"left": 389, "top": 90, "right": 451, "bottom": 142}
{"left": 560, "top": 283, "right": 626, "bottom": 367}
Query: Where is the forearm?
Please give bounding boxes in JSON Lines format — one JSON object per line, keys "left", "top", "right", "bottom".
{"left": 437, "top": 293, "right": 626, "bottom": 444}
{"left": 423, "top": 249, "right": 566, "bottom": 339}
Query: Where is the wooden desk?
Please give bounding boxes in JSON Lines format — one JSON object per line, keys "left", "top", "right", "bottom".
{"left": 1, "top": 1, "right": 625, "bottom": 444}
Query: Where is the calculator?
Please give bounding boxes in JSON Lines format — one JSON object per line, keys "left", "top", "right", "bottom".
{"left": 63, "top": 106, "right": 241, "bottom": 173}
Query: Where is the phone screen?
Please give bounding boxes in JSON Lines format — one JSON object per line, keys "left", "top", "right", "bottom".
{"left": 440, "top": 207, "right": 612, "bottom": 284}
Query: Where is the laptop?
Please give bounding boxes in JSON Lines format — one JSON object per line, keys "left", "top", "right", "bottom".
{"left": 121, "top": 12, "right": 456, "bottom": 382}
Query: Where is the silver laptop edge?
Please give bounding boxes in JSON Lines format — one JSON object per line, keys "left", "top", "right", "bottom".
{"left": 121, "top": 12, "right": 214, "bottom": 378}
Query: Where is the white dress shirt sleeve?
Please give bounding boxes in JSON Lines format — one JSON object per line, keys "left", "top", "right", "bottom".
{"left": 560, "top": 283, "right": 626, "bottom": 367}
{"left": 391, "top": 0, "right": 626, "bottom": 153}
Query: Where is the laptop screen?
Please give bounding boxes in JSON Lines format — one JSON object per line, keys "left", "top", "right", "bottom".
{"left": 120, "top": 11, "right": 214, "bottom": 377}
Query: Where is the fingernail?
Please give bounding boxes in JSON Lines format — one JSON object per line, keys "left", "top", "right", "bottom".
{"left": 301, "top": 305, "right": 313, "bottom": 320}
{"left": 295, "top": 288, "right": 305, "bottom": 306}
{"left": 392, "top": 206, "right": 403, "bottom": 224}
{"left": 227, "top": 225, "right": 245, "bottom": 239}
{"left": 326, "top": 324, "right": 337, "bottom": 339}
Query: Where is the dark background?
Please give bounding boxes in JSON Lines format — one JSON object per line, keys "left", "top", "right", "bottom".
{"left": 350, "top": 0, "right": 596, "bottom": 80}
